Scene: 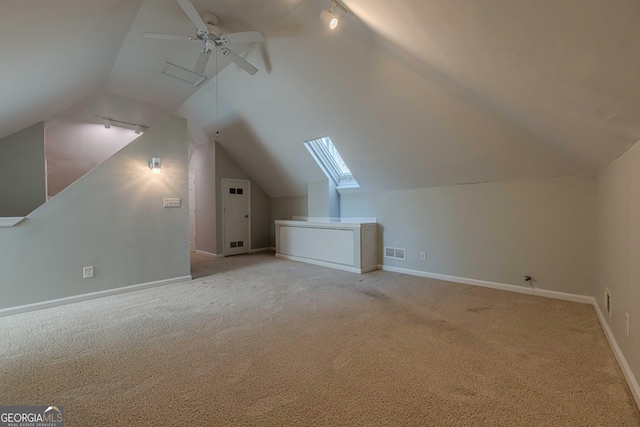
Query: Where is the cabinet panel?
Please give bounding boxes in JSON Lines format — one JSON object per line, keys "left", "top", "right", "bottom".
{"left": 275, "top": 220, "right": 377, "bottom": 274}
{"left": 280, "top": 226, "right": 354, "bottom": 266}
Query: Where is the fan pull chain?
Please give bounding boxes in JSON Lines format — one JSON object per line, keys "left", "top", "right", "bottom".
{"left": 215, "top": 47, "right": 219, "bottom": 139}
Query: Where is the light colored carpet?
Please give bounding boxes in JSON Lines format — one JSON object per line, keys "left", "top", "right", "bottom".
{"left": 1, "top": 252, "right": 638, "bottom": 426}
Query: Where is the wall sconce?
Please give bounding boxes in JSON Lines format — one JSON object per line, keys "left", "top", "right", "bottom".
{"left": 149, "top": 158, "right": 161, "bottom": 174}
{"left": 321, "top": 0, "right": 348, "bottom": 30}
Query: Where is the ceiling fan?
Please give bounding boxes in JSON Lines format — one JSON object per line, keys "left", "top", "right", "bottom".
{"left": 143, "top": 0, "right": 264, "bottom": 75}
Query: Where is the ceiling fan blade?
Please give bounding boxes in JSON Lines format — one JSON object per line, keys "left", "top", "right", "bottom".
{"left": 176, "top": 0, "right": 209, "bottom": 31}
{"left": 143, "top": 32, "right": 195, "bottom": 42}
{"left": 223, "top": 31, "right": 265, "bottom": 45}
{"left": 194, "top": 51, "right": 210, "bottom": 74}
{"left": 220, "top": 48, "right": 258, "bottom": 75}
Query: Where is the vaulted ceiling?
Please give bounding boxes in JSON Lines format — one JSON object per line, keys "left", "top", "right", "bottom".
{"left": 3, "top": 0, "right": 640, "bottom": 197}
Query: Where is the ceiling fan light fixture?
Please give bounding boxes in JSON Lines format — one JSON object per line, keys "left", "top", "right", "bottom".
{"left": 146, "top": 0, "right": 263, "bottom": 76}
{"left": 321, "top": 9, "right": 338, "bottom": 29}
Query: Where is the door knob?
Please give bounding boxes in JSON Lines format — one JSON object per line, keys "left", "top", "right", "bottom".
{"left": 244, "top": 215, "right": 249, "bottom": 218}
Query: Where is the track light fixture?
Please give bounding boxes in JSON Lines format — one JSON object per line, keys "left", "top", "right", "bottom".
{"left": 321, "top": 0, "right": 348, "bottom": 30}
{"left": 321, "top": 9, "right": 338, "bottom": 30}
{"left": 97, "top": 116, "right": 148, "bottom": 134}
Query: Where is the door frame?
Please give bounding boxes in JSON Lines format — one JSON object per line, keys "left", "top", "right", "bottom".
{"left": 189, "top": 170, "right": 197, "bottom": 252}
{"left": 221, "top": 178, "right": 251, "bottom": 256}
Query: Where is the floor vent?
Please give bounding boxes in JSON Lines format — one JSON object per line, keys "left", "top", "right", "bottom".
{"left": 385, "top": 247, "right": 406, "bottom": 260}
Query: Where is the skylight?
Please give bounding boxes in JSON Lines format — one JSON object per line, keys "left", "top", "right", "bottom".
{"left": 304, "top": 137, "right": 359, "bottom": 188}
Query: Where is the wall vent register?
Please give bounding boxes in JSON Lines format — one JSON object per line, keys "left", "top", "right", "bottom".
{"left": 385, "top": 247, "right": 406, "bottom": 260}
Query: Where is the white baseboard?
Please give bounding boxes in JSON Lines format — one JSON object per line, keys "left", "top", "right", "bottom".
{"left": 376, "top": 263, "right": 639, "bottom": 410}
{"left": 195, "top": 250, "right": 220, "bottom": 257}
{"left": 593, "top": 299, "right": 640, "bottom": 409}
{"left": 377, "top": 265, "right": 593, "bottom": 304}
{"left": 0, "top": 275, "right": 192, "bottom": 317}
{"left": 250, "top": 247, "right": 275, "bottom": 253}
{"left": 276, "top": 254, "right": 366, "bottom": 274}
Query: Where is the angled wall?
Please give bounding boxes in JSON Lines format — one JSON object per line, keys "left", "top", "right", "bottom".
{"left": 0, "top": 122, "right": 45, "bottom": 216}
{"left": 595, "top": 140, "right": 640, "bottom": 399}
{"left": 0, "top": 116, "right": 190, "bottom": 310}
{"left": 215, "top": 142, "right": 271, "bottom": 253}
{"left": 45, "top": 120, "right": 139, "bottom": 197}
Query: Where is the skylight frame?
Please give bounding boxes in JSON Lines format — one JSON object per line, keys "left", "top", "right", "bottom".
{"left": 304, "top": 137, "right": 359, "bottom": 189}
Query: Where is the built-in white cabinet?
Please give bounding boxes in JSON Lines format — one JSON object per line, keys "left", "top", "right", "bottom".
{"left": 275, "top": 219, "right": 377, "bottom": 274}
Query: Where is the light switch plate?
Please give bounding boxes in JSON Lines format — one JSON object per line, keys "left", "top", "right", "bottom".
{"left": 83, "top": 266, "right": 94, "bottom": 278}
{"left": 163, "top": 198, "right": 181, "bottom": 208}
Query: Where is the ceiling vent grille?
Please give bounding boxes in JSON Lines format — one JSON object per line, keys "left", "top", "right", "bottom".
{"left": 385, "top": 247, "right": 406, "bottom": 260}
{"left": 161, "top": 62, "right": 207, "bottom": 87}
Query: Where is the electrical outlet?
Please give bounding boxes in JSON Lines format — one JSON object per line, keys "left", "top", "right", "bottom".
{"left": 625, "top": 313, "right": 630, "bottom": 336}
{"left": 163, "top": 198, "right": 181, "bottom": 208}
{"left": 83, "top": 266, "right": 94, "bottom": 279}
{"left": 420, "top": 251, "right": 426, "bottom": 260}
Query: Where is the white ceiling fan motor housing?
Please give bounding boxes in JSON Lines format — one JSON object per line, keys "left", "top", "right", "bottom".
{"left": 202, "top": 12, "right": 224, "bottom": 38}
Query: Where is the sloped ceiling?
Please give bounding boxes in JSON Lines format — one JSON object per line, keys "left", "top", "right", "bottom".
{"left": 104, "top": 0, "right": 303, "bottom": 109}
{"left": 3, "top": 0, "right": 640, "bottom": 198}
{"left": 344, "top": 0, "right": 640, "bottom": 171}
{"left": 0, "top": 0, "right": 143, "bottom": 140}
{"left": 180, "top": 0, "right": 640, "bottom": 196}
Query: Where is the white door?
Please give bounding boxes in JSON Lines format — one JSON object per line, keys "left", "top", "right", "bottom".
{"left": 189, "top": 171, "right": 196, "bottom": 252}
{"left": 222, "top": 179, "right": 250, "bottom": 256}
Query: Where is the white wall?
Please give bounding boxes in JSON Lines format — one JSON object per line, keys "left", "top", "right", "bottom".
{"left": 45, "top": 119, "right": 140, "bottom": 197}
{"left": 271, "top": 196, "right": 308, "bottom": 220}
{"left": 270, "top": 195, "right": 308, "bottom": 246}
{"left": 188, "top": 141, "right": 272, "bottom": 255}
{"left": 0, "top": 116, "right": 190, "bottom": 310}
{"left": 308, "top": 179, "right": 340, "bottom": 219}
{"left": 308, "top": 180, "right": 328, "bottom": 218}
{"left": 595, "top": 141, "right": 640, "bottom": 390}
{"left": 189, "top": 141, "right": 217, "bottom": 254}
{"left": 329, "top": 179, "right": 340, "bottom": 219}
{"left": 0, "top": 122, "right": 45, "bottom": 216}
{"left": 215, "top": 142, "right": 271, "bottom": 253}
{"left": 45, "top": 91, "right": 171, "bottom": 197}
{"left": 341, "top": 175, "right": 596, "bottom": 295}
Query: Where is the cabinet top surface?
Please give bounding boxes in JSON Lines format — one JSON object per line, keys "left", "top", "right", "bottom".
{"left": 275, "top": 219, "right": 377, "bottom": 228}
